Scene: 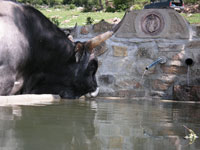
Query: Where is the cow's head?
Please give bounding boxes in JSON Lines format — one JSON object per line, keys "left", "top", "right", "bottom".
{"left": 62, "top": 16, "right": 125, "bottom": 99}
{"left": 62, "top": 31, "right": 114, "bottom": 99}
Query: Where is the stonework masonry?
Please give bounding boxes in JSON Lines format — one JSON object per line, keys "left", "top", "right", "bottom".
{"left": 70, "top": 9, "right": 200, "bottom": 100}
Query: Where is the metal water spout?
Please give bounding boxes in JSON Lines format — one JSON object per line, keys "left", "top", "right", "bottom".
{"left": 145, "top": 56, "right": 167, "bottom": 70}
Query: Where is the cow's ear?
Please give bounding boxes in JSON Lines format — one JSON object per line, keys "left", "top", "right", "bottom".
{"left": 75, "top": 42, "right": 84, "bottom": 63}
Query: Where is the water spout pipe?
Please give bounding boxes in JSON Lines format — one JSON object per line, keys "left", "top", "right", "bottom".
{"left": 145, "top": 56, "right": 167, "bottom": 70}
{"left": 185, "top": 58, "right": 194, "bottom": 66}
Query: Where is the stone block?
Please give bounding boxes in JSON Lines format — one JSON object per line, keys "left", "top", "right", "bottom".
{"left": 93, "top": 20, "right": 113, "bottom": 33}
{"left": 150, "top": 91, "right": 165, "bottom": 97}
{"left": 158, "top": 43, "right": 185, "bottom": 52}
{"left": 112, "top": 45, "right": 128, "bottom": 57}
{"left": 115, "top": 80, "right": 141, "bottom": 89}
{"left": 161, "top": 66, "right": 187, "bottom": 74}
{"left": 167, "top": 60, "right": 183, "bottom": 66}
{"left": 80, "top": 25, "right": 90, "bottom": 35}
{"left": 98, "top": 92, "right": 116, "bottom": 97}
{"left": 173, "top": 85, "right": 200, "bottom": 101}
{"left": 196, "top": 25, "right": 200, "bottom": 37}
{"left": 117, "top": 90, "right": 130, "bottom": 97}
{"left": 131, "top": 90, "right": 146, "bottom": 97}
{"left": 136, "top": 47, "right": 151, "bottom": 58}
{"left": 193, "top": 24, "right": 200, "bottom": 37}
{"left": 109, "top": 137, "right": 124, "bottom": 149}
{"left": 116, "top": 90, "right": 145, "bottom": 98}
{"left": 152, "top": 80, "right": 171, "bottom": 91}
{"left": 194, "top": 69, "right": 200, "bottom": 76}
{"left": 186, "top": 40, "right": 200, "bottom": 49}
{"left": 157, "top": 75, "right": 177, "bottom": 83}
{"left": 136, "top": 42, "right": 158, "bottom": 59}
{"left": 98, "top": 75, "right": 116, "bottom": 85}
{"left": 171, "top": 51, "right": 185, "bottom": 60}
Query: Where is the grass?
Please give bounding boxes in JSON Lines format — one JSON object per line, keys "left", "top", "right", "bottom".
{"left": 38, "top": 6, "right": 124, "bottom": 28}
{"left": 38, "top": 5, "right": 200, "bottom": 28}
{"left": 181, "top": 13, "right": 200, "bottom": 24}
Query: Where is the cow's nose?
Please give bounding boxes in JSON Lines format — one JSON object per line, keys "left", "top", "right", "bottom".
{"left": 90, "top": 87, "right": 99, "bottom": 97}
{"left": 85, "top": 87, "right": 99, "bottom": 98}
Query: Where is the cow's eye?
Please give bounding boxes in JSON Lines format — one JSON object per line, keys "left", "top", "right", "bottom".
{"left": 86, "top": 61, "right": 97, "bottom": 75}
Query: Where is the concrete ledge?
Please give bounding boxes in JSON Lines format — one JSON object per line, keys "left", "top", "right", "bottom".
{"left": 0, "top": 94, "right": 61, "bottom": 106}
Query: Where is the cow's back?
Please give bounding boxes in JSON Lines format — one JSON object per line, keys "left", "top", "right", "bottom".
{"left": 0, "top": 0, "right": 29, "bottom": 67}
{"left": 0, "top": 1, "right": 28, "bottom": 95}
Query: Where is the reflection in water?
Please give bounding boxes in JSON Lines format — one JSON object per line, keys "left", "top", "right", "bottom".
{"left": 0, "top": 99, "right": 200, "bottom": 150}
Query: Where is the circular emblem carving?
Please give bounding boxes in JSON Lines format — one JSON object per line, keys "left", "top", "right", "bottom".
{"left": 141, "top": 12, "right": 164, "bottom": 36}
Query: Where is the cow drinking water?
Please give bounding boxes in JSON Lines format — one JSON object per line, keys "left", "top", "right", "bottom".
{"left": 0, "top": 0, "right": 121, "bottom": 99}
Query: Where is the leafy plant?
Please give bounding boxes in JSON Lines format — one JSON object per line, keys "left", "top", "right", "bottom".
{"left": 183, "top": 125, "right": 198, "bottom": 146}
{"left": 69, "top": 4, "right": 76, "bottom": 9}
{"left": 86, "top": 17, "right": 94, "bottom": 25}
{"left": 106, "top": 6, "right": 116, "bottom": 12}
{"left": 116, "top": 4, "right": 128, "bottom": 11}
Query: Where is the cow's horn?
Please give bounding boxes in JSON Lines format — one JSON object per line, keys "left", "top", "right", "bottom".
{"left": 86, "top": 31, "right": 113, "bottom": 52}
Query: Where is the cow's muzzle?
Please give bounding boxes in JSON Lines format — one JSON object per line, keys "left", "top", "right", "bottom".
{"left": 85, "top": 87, "right": 99, "bottom": 98}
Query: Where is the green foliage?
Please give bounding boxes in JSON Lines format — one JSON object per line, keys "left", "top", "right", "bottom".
{"left": 18, "top": 0, "right": 62, "bottom": 6}
{"left": 49, "top": 16, "right": 60, "bottom": 26}
{"left": 116, "top": 4, "right": 129, "bottom": 11}
{"left": 113, "top": 0, "right": 133, "bottom": 11}
{"left": 86, "top": 17, "right": 94, "bottom": 25}
{"left": 63, "top": 0, "right": 97, "bottom": 6}
{"left": 69, "top": 4, "right": 76, "bottom": 9}
{"left": 181, "top": 13, "right": 200, "bottom": 24}
{"left": 16, "top": 0, "right": 200, "bottom": 19}
{"left": 83, "top": 3, "right": 93, "bottom": 12}
{"left": 17, "top": 0, "right": 149, "bottom": 10}
{"left": 42, "top": 0, "right": 55, "bottom": 6}
{"left": 131, "top": 4, "right": 143, "bottom": 10}
{"left": 105, "top": 6, "right": 116, "bottom": 12}
{"left": 184, "top": 0, "right": 199, "bottom": 4}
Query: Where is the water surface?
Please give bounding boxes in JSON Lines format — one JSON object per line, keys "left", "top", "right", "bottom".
{"left": 0, "top": 98, "right": 200, "bottom": 150}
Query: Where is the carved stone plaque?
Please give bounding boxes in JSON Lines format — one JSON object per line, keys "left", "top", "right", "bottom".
{"left": 141, "top": 12, "right": 164, "bottom": 36}
{"left": 115, "top": 9, "right": 190, "bottom": 39}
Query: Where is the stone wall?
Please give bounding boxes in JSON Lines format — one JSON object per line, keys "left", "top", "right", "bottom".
{"left": 70, "top": 9, "right": 200, "bottom": 100}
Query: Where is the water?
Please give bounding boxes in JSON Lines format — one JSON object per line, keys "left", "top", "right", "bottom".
{"left": 187, "top": 66, "right": 191, "bottom": 86}
{"left": 140, "top": 70, "right": 147, "bottom": 85}
{"left": 1, "top": 99, "right": 200, "bottom": 150}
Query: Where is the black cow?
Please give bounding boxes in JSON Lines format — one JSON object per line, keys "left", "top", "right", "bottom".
{"left": 0, "top": 0, "right": 121, "bottom": 98}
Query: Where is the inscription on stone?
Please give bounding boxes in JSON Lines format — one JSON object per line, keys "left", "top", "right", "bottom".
{"left": 141, "top": 12, "right": 164, "bottom": 36}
